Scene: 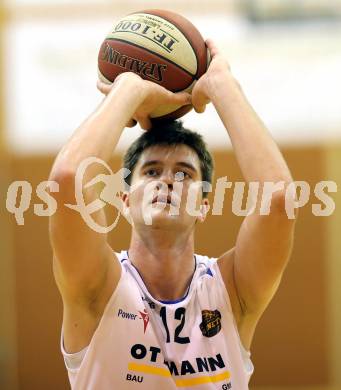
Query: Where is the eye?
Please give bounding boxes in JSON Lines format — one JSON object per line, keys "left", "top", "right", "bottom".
{"left": 175, "top": 171, "right": 191, "bottom": 180}
{"left": 145, "top": 168, "right": 159, "bottom": 177}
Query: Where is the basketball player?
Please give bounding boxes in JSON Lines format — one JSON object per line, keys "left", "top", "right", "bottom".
{"left": 49, "top": 39, "right": 296, "bottom": 389}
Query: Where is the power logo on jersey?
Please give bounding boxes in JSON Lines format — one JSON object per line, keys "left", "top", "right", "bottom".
{"left": 117, "top": 308, "right": 150, "bottom": 333}
{"left": 139, "top": 309, "right": 150, "bottom": 333}
{"left": 200, "top": 310, "right": 222, "bottom": 337}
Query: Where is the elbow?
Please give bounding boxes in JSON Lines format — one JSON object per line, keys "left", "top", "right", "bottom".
{"left": 270, "top": 187, "right": 299, "bottom": 221}
{"left": 49, "top": 160, "right": 76, "bottom": 184}
{"left": 48, "top": 164, "right": 77, "bottom": 199}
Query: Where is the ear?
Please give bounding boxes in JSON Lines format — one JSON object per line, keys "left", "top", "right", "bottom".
{"left": 197, "top": 199, "right": 210, "bottom": 223}
{"left": 121, "top": 192, "right": 129, "bottom": 207}
{"left": 121, "top": 192, "right": 132, "bottom": 224}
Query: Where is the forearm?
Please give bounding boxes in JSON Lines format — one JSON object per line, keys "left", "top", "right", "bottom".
{"left": 209, "top": 73, "right": 292, "bottom": 185}
{"left": 50, "top": 76, "right": 144, "bottom": 177}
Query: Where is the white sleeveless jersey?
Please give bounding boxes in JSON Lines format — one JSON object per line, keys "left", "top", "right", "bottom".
{"left": 61, "top": 251, "right": 254, "bottom": 389}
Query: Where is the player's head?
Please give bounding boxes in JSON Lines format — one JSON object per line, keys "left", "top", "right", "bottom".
{"left": 123, "top": 120, "right": 213, "bottom": 195}
{"left": 122, "top": 120, "right": 214, "bottom": 230}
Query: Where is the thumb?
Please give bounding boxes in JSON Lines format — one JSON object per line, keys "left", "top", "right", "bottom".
{"left": 97, "top": 80, "right": 112, "bottom": 95}
{"left": 171, "top": 91, "right": 192, "bottom": 106}
{"left": 192, "top": 92, "right": 210, "bottom": 114}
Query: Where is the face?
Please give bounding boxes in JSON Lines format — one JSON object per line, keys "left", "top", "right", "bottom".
{"left": 122, "top": 144, "right": 210, "bottom": 231}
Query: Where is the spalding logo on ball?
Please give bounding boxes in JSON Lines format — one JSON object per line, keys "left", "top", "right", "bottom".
{"left": 98, "top": 9, "right": 210, "bottom": 120}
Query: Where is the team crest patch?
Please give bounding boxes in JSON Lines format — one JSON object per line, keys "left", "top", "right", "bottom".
{"left": 199, "top": 310, "right": 222, "bottom": 337}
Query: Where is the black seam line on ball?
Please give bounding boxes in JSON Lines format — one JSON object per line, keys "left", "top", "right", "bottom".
{"left": 137, "top": 11, "right": 201, "bottom": 79}
{"left": 105, "top": 37, "right": 196, "bottom": 79}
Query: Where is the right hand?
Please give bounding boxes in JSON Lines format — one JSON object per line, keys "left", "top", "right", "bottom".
{"left": 191, "top": 39, "right": 232, "bottom": 114}
{"left": 97, "top": 72, "right": 192, "bottom": 130}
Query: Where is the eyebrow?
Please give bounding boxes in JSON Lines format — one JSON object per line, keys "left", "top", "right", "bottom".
{"left": 140, "top": 160, "right": 198, "bottom": 173}
{"left": 176, "top": 161, "right": 198, "bottom": 173}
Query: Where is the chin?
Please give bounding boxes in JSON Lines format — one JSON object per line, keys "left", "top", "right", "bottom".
{"left": 148, "top": 209, "right": 180, "bottom": 227}
{"left": 138, "top": 207, "right": 182, "bottom": 229}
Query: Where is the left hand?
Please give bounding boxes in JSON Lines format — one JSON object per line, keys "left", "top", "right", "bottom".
{"left": 191, "top": 39, "right": 232, "bottom": 113}
{"left": 97, "top": 72, "right": 191, "bottom": 130}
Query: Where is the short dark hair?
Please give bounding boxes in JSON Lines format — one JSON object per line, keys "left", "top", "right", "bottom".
{"left": 123, "top": 120, "right": 214, "bottom": 197}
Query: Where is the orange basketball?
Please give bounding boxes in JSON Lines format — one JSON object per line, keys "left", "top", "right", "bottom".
{"left": 98, "top": 9, "right": 209, "bottom": 120}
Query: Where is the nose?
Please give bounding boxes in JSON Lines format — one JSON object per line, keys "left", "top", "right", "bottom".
{"left": 158, "top": 182, "right": 173, "bottom": 191}
{"left": 155, "top": 170, "right": 174, "bottom": 191}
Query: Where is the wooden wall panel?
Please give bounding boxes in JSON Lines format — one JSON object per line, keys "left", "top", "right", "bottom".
{"left": 249, "top": 147, "right": 329, "bottom": 386}
{"left": 326, "top": 146, "right": 341, "bottom": 387}
{"left": 10, "top": 156, "right": 68, "bottom": 390}
{"left": 0, "top": 7, "right": 19, "bottom": 389}
{"left": 0, "top": 154, "right": 19, "bottom": 390}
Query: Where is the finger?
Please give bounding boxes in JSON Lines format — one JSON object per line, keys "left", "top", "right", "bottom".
{"left": 205, "top": 38, "right": 220, "bottom": 57}
{"left": 192, "top": 94, "right": 210, "bottom": 114}
{"left": 174, "top": 91, "right": 192, "bottom": 105}
{"left": 97, "top": 80, "right": 111, "bottom": 94}
{"left": 163, "top": 90, "right": 191, "bottom": 106}
{"left": 194, "top": 104, "right": 206, "bottom": 114}
{"left": 126, "top": 119, "right": 137, "bottom": 128}
{"left": 137, "top": 115, "right": 152, "bottom": 131}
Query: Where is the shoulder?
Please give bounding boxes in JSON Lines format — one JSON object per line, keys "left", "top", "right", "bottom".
{"left": 194, "top": 252, "right": 227, "bottom": 288}
{"left": 113, "top": 250, "right": 128, "bottom": 266}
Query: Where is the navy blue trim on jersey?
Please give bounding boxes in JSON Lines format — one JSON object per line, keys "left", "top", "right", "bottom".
{"left": 206, "top": 268, "right": 213, "bottom": 277}
{"left": 125, "top": 250, "right": 197, "bottom": 305}
{"left": 159, "top": 295, "right": 189, "bottom": 304}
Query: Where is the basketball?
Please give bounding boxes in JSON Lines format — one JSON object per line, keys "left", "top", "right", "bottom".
{"left": 97, "top": 9, "right": 210, "bottom": 120}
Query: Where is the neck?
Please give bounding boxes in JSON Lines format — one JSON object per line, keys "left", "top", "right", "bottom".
{"left": 128, "top": 228, "right": 196, "bottom": 301}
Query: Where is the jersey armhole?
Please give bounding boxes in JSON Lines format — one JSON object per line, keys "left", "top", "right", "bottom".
{"left": 211, "top": 260, "right": 254, "bottom": 376}
{"left": 61, "top": 330, "right": 88, "bottom": 372}
{"left": 60, "top": 251, "right": 126, "bottom": 372}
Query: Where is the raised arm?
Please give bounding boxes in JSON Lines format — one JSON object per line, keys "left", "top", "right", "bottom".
{"left": 192, "top": 40, "right": 297, "bottom": 348}
{"left": 49, "top": 72, "right": 191, "bottom": 308}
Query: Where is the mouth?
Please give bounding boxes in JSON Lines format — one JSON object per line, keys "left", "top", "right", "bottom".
{"left": 151, "top": 194, "right": 174, "bottom": 206}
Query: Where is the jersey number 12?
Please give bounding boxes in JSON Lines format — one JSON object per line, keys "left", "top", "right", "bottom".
{"left": 160, "top": 307, "right": 190, "bottom": 344}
